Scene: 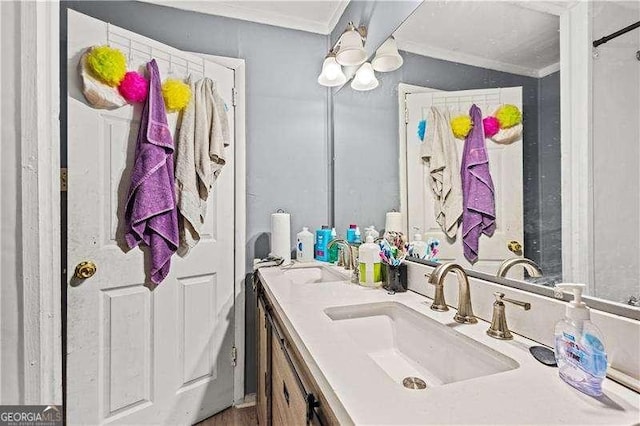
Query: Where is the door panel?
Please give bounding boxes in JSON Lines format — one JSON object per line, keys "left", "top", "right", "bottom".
{"left": 67, "top": 10, "right": 236, "bottom": 424}
{"left": 405, "top": 87, "right": 524, "bottom": 276}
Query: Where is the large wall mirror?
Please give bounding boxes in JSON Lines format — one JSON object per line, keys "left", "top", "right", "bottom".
{"left": 332, "top": 1, "right": 640, "bottom": 311}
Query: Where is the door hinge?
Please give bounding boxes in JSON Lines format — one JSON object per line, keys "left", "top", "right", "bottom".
{"left": 404, "top": 107, "right": 409, "bottom": 124}
{"left": 231, "top": 346, "right": 237, "bottom": 366}
{"left": 232, "top": 88, "right": 238, "bottom": 107}
{"left": 60, "top": 168, "right": 68, "bottom": 192}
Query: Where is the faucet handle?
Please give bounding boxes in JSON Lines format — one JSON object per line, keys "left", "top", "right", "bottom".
{"left": 494, "top": 292, "right": 531, "bottom": 310}
{"left": 487, "top": 292, "right": 531, "bottom": 340}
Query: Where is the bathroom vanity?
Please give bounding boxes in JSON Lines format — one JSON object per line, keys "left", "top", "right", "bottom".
{"left": 256, "top": 262, "right": 640, "bottom": 425}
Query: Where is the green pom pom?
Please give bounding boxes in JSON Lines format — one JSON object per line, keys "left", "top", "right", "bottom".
{"left": 495, "top": 104, "right": 522, "bottom": 129}
{"left": 451, "top": 115, "right": 473, "bottom": 139}
{"left": 86, "top": 45, "right": 127, "bottom": 87}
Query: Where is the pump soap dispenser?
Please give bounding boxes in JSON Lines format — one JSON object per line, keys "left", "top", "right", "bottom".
{"left": 553, "top": 283, "right": 608, "bottom": 396}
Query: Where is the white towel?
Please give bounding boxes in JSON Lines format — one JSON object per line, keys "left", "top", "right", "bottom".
{"left": 420, "top": 107, "right": 463, "bottom": 239}
{"left": 175, "top": 77, "right": 230, "bottom": 255}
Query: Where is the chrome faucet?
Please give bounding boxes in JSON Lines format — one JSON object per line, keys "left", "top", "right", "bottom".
{"left": 327, "top": 239, "right": 359, "bottom": 283}
{"left": 328, "top": 239, "right": 352, "bottom": 268}
{"left": 426, "top": 262, "right": 477, "bottom": 324}
{"left": 496, "top": 257, "right": 543, "bottom": 278}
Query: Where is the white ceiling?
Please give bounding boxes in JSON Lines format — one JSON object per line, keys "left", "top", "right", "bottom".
{"left": 393, "top": 1, "right": 561, "bottom": 78}
{"left": 139, "top": 0, "right": 349, "bottom": 34}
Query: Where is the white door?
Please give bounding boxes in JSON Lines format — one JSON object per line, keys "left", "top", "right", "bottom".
{"left": 405, "top": 87, "right": 524, "bottom": 275}
{"left": 66, "top": 11, "right": 236, "bottom": 424}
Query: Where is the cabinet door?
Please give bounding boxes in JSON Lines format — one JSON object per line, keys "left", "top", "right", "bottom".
{"left": 257, "top": 300, "right": 270, "bottom": 425}
{"left": 271, "top": 336, "right": 309, "bottom": 426}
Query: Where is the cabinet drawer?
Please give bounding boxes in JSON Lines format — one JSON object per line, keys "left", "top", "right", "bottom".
{"left": 272, "top": 335, "right": 309, "bottom": 426}
{"left": 257, "top": 299, "right": 270, "bottom": 425}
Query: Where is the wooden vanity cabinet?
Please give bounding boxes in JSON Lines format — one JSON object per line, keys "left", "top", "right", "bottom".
{"left": 271, "top": 336, "right": 315, "bottom": 425}
{"left": 257, "top": 298, "right": 270, "bottom": 426}
{"left": 257, "top": 281, "right": 337, "bottom": 426}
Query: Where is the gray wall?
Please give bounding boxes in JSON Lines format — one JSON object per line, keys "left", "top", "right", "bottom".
{"left": 61, "top": 0, "right": 330, "bottom": 395}
{"left": 333, "top": 51, "right": 545, "bottom": 266}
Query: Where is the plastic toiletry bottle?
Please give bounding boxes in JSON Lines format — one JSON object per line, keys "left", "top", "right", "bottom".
{"left": 358, "top": 235, "right": 382, "bottom": 287}
{"left": 354, "top": 226, "right": 362, "bottom": 244}
{"left": 346, "top": 224, "right": 358, "bottom": 244}
{"left": 314, "top": 226, "right": 332, "bottom": 262}
{"left": 296, "top": 227, "right": 314, "bottom": 263}
{"left": 364, "top": 226, "right": 380, "bottom": 240}
{"left": 554, "top": 283, "right": 608, "bottom": 396}
{"left": 410, "top": 233, "right": 428, "bottom": 259}
{"left": 328, "top": 227, "right": 339, "bottom": 263}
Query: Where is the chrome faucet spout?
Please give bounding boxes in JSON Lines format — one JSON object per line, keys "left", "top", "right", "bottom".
{"left": 328, "top": 238, "right": 359, "bottom": 282}
{"left": 497, "top": 257, "right": 543, "bottom": 278}
{"left": 426, "top": 262, "right": 477, "bottom": 324}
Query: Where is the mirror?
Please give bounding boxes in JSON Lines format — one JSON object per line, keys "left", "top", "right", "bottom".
{"left": 332, "top": 1, "right": 640, "bottom": 308}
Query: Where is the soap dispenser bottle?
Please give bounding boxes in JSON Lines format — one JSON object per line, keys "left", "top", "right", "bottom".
{"left": 358, "top": 235, "right": 382, "bottom": 287}
{"left": 554, "top": 283, "right": 608, "bottom": 396}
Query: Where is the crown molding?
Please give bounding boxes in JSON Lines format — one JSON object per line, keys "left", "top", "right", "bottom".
{"left": 397, "top": 40, "right": 550, "bottom": 78}
{"left": 138, "top": 0, "right": 349, "bottom": 34}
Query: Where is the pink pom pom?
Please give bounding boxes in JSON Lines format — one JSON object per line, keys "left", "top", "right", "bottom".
{"left": 118, "top": 71, "right": 148, "bottom": 103}
{"left": 483, "top": 116, "right": 500, "bottom": 138}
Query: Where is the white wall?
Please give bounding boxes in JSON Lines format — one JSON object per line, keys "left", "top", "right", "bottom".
{"left": 592, "top": 1, "right": 640, "bottom": 303}
{"left": 0, "top": 0, "right": 24, "bottom": 404}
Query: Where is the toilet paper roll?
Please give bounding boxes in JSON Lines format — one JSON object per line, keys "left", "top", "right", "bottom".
{"left": 270, "top": 212, "right": 291, "bottom": 265}
{"left": 385, "top": 211, "right": 403, "bottom": 233}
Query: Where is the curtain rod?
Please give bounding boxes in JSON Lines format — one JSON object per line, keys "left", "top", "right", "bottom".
{"left": 593, "top": 20, "right": 640, "bottom": 48}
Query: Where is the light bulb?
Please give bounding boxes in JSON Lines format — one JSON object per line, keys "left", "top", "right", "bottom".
{"left": 355, "top": 63, "right": 375, "bottom": 84}
{"left": 325, "top": 61, "right": 340, "bottom": 80}
{"left": 351, "top": 62, "right": 379, "bottom": 91}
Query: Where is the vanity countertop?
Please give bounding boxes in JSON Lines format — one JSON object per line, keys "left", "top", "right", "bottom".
{"left": 258, "top": 262, "right": 640, "bottom": 425}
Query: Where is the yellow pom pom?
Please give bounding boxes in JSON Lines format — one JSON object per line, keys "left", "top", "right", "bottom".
{"left": 451, "top": 115, "right": 473, "bottom": 139}
{"left": 495, "top": 104, "right": 522, "bottom": 129}
{"left": 162, "top": 79, "right": 191, "bottom": 112}
{"left": 86, "top": 45, "right": 127, "bottom": 87}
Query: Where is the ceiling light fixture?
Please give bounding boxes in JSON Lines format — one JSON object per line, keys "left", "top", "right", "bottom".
{"left": 351, "top": 62, "right": 378, "bottom": 91}
{"left": 335, "top": 22, "right": 368, "bottom": 67}
{"left": 372, "top": 36, "right": 404, "bottom": 72}
{"left": 317, "top": 51, "right": 347, "bottom": 87}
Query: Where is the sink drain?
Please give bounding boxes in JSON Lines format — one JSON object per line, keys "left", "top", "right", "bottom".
{"left": 402, "top": 377, "right": 427, "bottom": 390}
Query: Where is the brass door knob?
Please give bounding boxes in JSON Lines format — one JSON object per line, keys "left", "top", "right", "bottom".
{"left": 74, "top": 261, "right": 97, "bottom": 279}
{"left": 507, "top": 241, "right": 522, "bottom": 254}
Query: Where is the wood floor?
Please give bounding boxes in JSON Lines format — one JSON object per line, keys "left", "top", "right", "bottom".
{"left": 196, "top": 405, "right": 257, "bottom": 426}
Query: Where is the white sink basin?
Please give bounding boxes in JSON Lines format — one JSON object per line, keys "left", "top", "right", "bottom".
{"left": 325, "top": 302, "right": 519, "bottom": 389}
{"left": 283, "top": 265, "right": 348, "bottom": 284}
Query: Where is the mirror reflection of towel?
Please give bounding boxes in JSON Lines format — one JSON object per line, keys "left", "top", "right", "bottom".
{"left": 421, "top": 107, "right": 463, "bottom": 239}
{"left": 124, "top": 59, "right": 179, "bottom": 284}
{"left": 461, "top": 104, "right": 496, "bottom": 263}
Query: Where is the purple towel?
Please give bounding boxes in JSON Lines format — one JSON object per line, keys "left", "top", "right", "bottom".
{"left": 461, "top": 104, "right": 496, "bottom": 263}
{"left": 124, "top": 59, "right": 178, "bottom": 284}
